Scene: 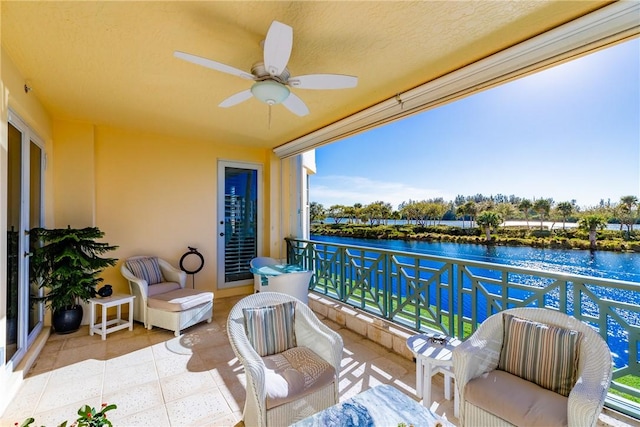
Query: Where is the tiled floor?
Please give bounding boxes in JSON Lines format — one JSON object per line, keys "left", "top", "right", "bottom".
{"left": 1, "top": 295, "right": 457, "bottom": 427}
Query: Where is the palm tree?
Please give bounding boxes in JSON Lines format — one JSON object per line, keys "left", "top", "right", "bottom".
{"left": 578, "top": 214, "right": 608, "bottom": 250}
{"left": 456, "top": 205, "right": 466, "bottom": 228}
{"left": 518, "top": 199, "right": 532, "bottom": 228}
{"left": 533, "top": 199, "right": 552, "bottom": 230}
{"left": 476, "top": 211, "right": 503, "bottom": 241}
{"left": 464, "top": 201, "right": 477, "bottom": 228}
{"left": 619, "top": 195, "right": 638, "bottom": 233}
{"left": 495, "top": 203, "right": 515, "bottom": 225}
{"left": 556, "top": 201, "right": 573, "bottom": 229}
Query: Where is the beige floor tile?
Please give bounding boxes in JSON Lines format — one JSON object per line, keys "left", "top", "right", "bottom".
{"left": 36, "top": 374, "right": 104, "bottom": 413}
{"left": 164, "top": 388, "right": 231, "bottom": 426}
{"left": 48, "top": 358, "right": 105, "bottom": 384}
{"left": 110, "top": 403, "right": 171, "bottom": 427}
{"left": 26, "top": 354, "right": 57, "bottom": 376}
{"left": 105, "top": 345, "right": 155, "bottom": 369}
{"left": 32, "top": 396, "right": 102, "bottom": 427}
{"left": 159, "top": 370, "right": 216, "bottom": 403}
{"left": 102, "top": 380, "right": 165, "bottom": 420}
{"left": 204, "top": 411, "right": 242, "bottom": 427}
{"left": 103, "top": 359, "right": 160, "bottom": 394}
{"left": 0, "top": 373, "right": 49, "bottom": 421}
{"left": 209, "top": 364, "right": 244, "bottom": 388}
{"left": 217, "top": 380, "right": 246, "bottom": 413}
{"left": 152, "top": 338, "right": 194, "bottom": 361}
{"left": 154, "top": 352, "right": 206, "bottom": 378}
{"left": 105, "top": 334, "right": 153, "bottom": 358}
{"left": 64, "top": 332, "right": 107, "bottom": 349}
{"left": 368, "top": 355, "right": 410, "bottom": 379}
{"left": 1, "top": 296, "right": 490, "bottom": 427}
{"left": 53, "top": 342, "right": 108, "bottom": 368}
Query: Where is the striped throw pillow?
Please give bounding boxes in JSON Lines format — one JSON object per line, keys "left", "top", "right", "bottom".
{"left": 125, "top": 257, "right": 165, "bottom": 285}
{"left": 243, "top": 301, "right": 297, "bottom": 357}
{"left": 498, "top": 313, "right": 582, "bottom": 397}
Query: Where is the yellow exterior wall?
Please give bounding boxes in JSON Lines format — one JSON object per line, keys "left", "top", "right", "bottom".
{"left": 91, "top": 124, "right": 272, "bottom": 298}
{"left": 52, "top": 121, "right": 95, "bottom": 228}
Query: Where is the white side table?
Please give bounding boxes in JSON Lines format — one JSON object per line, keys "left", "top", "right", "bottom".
{"left": 406, "top": 333, "right": 461, "bottom": 417}
{"left": 89, "top": 294, "right": 135, "bottom": 340}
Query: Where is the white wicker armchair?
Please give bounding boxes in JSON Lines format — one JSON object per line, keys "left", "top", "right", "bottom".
{"left": 121, "top": 256, "right": 213, "bottom": 336}
{"left": 453, "top": 307, "right": 612, "bottom": 427}
{"left": 227, "top": 292, "right": 343, "bottom": 427}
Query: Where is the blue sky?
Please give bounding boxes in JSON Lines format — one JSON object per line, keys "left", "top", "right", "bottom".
{"left": 310, "top": 38, "right": 640, "bottom": 211}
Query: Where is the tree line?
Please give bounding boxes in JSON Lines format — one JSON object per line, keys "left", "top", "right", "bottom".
{"left": 310, "top": 194, "right": 639, "bottom": 249}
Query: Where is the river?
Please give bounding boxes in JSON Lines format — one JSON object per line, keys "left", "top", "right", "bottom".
{"left": 311, "top": 234, "right": 640, "bottom": 283}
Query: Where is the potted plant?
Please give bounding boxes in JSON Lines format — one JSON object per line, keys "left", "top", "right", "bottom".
{"left": 31, "top": 226, "right": 118, "bottom": 334}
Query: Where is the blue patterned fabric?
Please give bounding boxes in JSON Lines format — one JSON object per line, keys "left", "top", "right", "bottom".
{"left": 243, "top": 301, "right": 296, "bottom": 357}
{"left": 125, "top": 257, "right": 165, "bottom": 285}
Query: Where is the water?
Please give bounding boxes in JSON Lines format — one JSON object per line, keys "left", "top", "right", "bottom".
{"left": 311, "top": 234, "right": 640, "bottom": 283}
{"left": 310, "top": 234, "right": 640, "bottom": 368}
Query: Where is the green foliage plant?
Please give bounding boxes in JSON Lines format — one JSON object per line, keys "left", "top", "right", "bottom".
{"left": 18, "top": 402, "right": 117, "bottom": 427}
{"left": 31, "top": 227, "right": 118, "bottom": 312}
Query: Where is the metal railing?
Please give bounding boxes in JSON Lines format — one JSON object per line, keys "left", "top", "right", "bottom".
{"left": 286, "top": 237, "right": 640, "bottom": 417}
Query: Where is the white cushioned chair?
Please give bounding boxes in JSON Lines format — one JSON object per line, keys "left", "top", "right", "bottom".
{"left": 453, "top": 307, "right": 612, "bottom": 427}
{"left": 250, "top": 256, "right": 278, "bottom": 293}
{"left": 121, "top": 256, "right": 214, "bottom": 336}
{"left": 227, "top": 292, "right": 343, "bottom": 427}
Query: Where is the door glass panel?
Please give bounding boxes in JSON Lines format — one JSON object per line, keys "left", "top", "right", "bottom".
{"left": 6, "top": 123, "right": 22, "bottom": 362}
{"left": 223, "top": 167, "right": 258, "bottom": 284}
{"left": 28, "top": 141, "right": 43, "bottom": 333}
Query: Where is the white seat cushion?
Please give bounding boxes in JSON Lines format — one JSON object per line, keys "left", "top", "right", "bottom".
{"left": 148, "top": 288, "right": 213, "bottom": 312}
{"left": 263, "top": 346, "right": 335, "bottom": 410}
{"left": 465, "top": 369, "right": 568, "bottom": 427}
{"left": 147, "top": 281, "right": 181, "bottom": 297}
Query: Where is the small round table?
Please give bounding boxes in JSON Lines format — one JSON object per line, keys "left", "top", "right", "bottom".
{"left": 406, "top": 333, "right": 461, "bottom": 417}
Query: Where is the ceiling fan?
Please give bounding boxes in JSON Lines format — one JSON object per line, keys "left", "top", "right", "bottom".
{"left": 174, "top": 20, "right": 358, "bottom": 117}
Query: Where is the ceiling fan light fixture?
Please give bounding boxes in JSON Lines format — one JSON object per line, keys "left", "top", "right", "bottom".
{"left": 251, "top": 80, "right": 290, "bottom": 105}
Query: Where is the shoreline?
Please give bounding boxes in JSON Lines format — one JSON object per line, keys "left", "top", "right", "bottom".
{"left": 310, "top": 223, "right": 640, "bottom": 253}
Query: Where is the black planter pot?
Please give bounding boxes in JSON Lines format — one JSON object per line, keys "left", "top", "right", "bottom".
{"left": 52, "top": 305, "right": 83, "bottom": 334}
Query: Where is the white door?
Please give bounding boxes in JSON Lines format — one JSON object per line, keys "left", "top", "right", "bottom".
{"left": 217, "top": 161, "right": 262, "bottom": 289}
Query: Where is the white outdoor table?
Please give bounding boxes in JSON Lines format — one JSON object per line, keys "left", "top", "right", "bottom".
{"left": 89, "top": 294, "right": 135, "bottom": 340}
{"left": 406, "top": 333, "right": 461, "bottom": 417}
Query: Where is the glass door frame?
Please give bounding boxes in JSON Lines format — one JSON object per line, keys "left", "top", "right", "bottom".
{"left": 5, "top": 109, "right": 45, "bottom": 370}
{"left": 216, "top": 160, "right": 263, "bottom": 289}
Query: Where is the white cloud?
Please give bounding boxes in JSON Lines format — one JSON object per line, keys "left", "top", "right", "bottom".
{"left": 310, "top": 175, "right": 453, "bottom": 209}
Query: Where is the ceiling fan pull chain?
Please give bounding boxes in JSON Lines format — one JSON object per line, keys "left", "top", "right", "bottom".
{"left": 268, "top": 104, "right": 272, "bottom": 129}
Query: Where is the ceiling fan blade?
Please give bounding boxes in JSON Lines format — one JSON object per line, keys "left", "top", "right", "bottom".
{"left": 263, "top": 21, "right": 293, "bottom": 77}
{"left": 219, "top": 90, "right": 254, "bottom": 108}
{"left": 174, "top": 51, "right": 255, "bottom": 80}
{"left": 282, "top": 92, "right": 309, "bottom": 117}
{"left": 288, "top": 74, "right": 358, "bottom": 89}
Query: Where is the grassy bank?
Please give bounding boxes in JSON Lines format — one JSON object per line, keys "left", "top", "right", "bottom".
{"left": 310, "top": 223, "right": 640, "bottom": 253}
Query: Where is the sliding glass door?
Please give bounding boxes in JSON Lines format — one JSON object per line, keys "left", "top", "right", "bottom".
{"left": 5, "top": 111, "right": 44, "bottom": 368}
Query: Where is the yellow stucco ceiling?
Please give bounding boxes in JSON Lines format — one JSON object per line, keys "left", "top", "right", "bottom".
{"left": 1, "top": 1, "right": 609, "bottom": 150}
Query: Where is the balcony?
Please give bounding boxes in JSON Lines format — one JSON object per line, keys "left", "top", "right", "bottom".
{"left": 1, "top": 295, "right": 458, "bottom": 426}
{"left": 286, "top": 237, "right": 640, "bottom": 423}
{"left": 2, "top": 286, "right": 638, "bottom": 426}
